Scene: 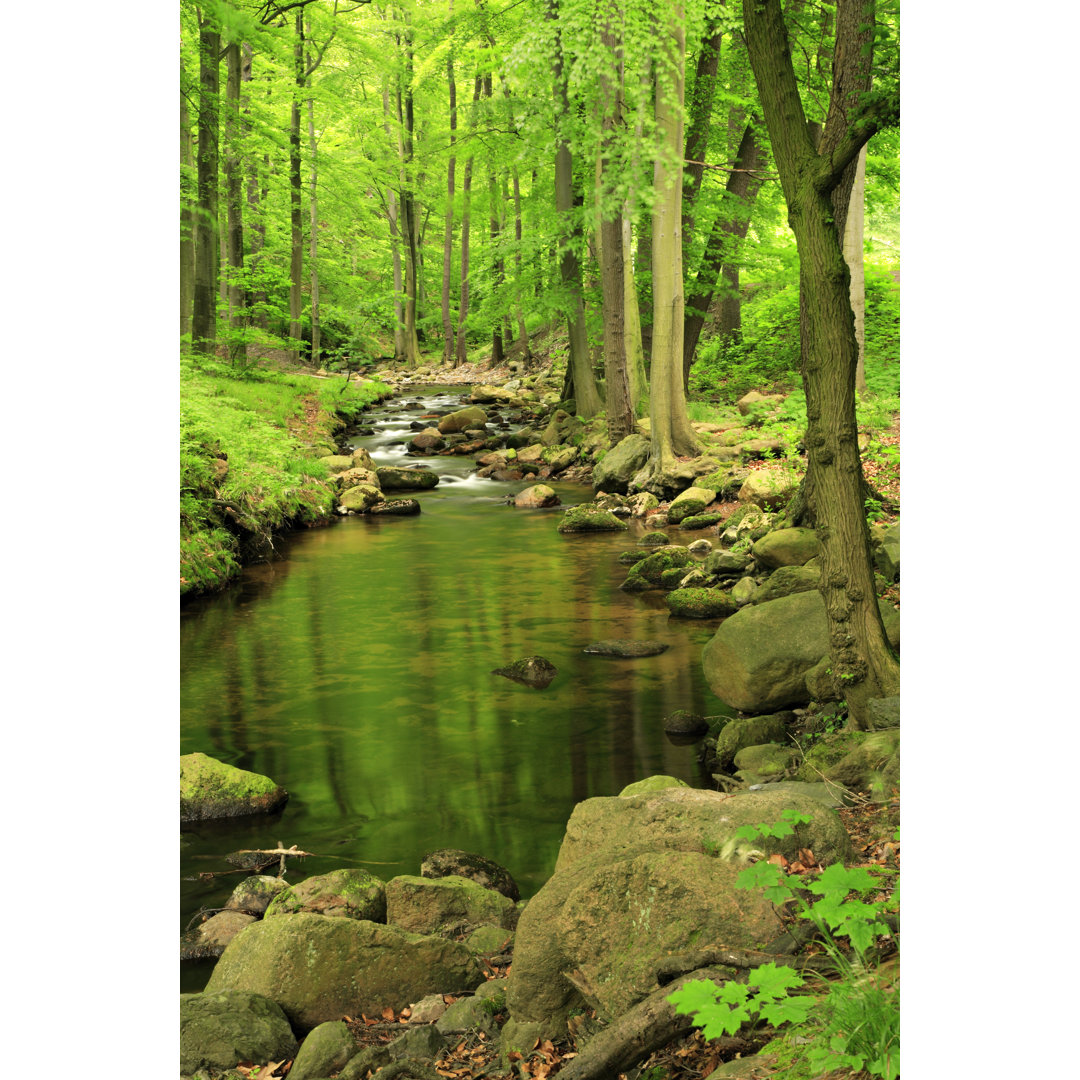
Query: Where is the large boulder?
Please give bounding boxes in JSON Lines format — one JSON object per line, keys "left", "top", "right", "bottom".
{"left": 514, "top": 484, "right": 560, "bottom": 509}
{"left": 752, "top": 564, "right": 821, "bottom": 605}
{"left": 385, "top": 875, "right": 517, "bottom": 936}
{"left": 376, "top": 466, "right": 439, "bottom": 491}
{"left": 180, "top": 753, "right": 288, "bottom": 823}
{"left": 289, "top": 1020, "right": 358, "bottom": 1080}
{"left": 702, "top": 591, "right": 900, "bottom": 713}
{"left": 206, "top": 914, "right": 484, "bottom": 1032}
{"left": 339, "top": 483, "right": 384, "bottom": 512}
{"left": 875, "top": 523, "right": 900, "bottom": 582}
{"left": 437, "top": 406, "right": 488, "bottom": 434}
{"left": 557, "top": 504, "right": 628, "bottom": 533}
{"left": 737, "top": 467, "right": 799, "bottom": 509}
{"left": 752, "top": 528, "right": 820, "bottom": 569}
{"left": 666, "top": 588, "right": 738, "bottom": 619}
{"left": 180, "top": 910, "right": 257, "bottom": 960}
{"left": 180, "top": 989, "right": 298, "bottom": 1076}
{"left": 505, "top": 786, "right": 851, "bottom": 1037}
{"left": 225, "top": 875, "right": 291, "bottom": 916}
{"left": 592, "top": 434, "right": 651, "bottom": 494}
{"left": 264, "top": 869, "right": 386, "bottom": 922}
{"left": 666, "top": 486, "right": 717, "bottom": 525}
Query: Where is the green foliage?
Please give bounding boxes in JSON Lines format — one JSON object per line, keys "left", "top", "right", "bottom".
{"left": 668, "top": 815, "right": 899, "bottom": 1080}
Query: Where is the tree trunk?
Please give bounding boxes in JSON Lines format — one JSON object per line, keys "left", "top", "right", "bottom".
{"left": 598, "top": 6, "right": 633, "bottom": 443}
{"left": 623, "top": 212, "right": 647, "bottom": 412}
{"left": 682, "top": 121, "right": 764, "bottom": 386}
{"left": 511, "top": 168, "right": 531, "bottom": 359}
{"left": 682, "top": 18, "right": 723, "bottom": 244}
{"left": 382, "top": 82, "right": 406, "bottom": 363}
{"left": 306, "top": 36, "right": 320, "bottom": 369}
{"left": 455, "top": 75, "right": 483, "bottom": 368}
{"left": 549, "top": 0, "right": 602, "bottom": 416}
{"left": 441, "top": 15, "right": 457, "bottom": 365}
{"left": 398, "top": 20, "right": 420, "bottom": 366}
{"left": 192, "top": 18, "right": 220, "bottom": 356}
{"left": 224, "top": 40, "right": 246, "bottom": 360}
{"left": 646, "top": 3, "right": 699, "bottom": 483}
{"left": 484, "top": 74, "right": 503, "bottom": 367}
{"left": 289, "top": 13, "right": 304, "bottom": 361}
{"left": 845, "top": 145, "right": 868, "bottom": 395}
{"left": 180, "top": 74, "right": 195, "bottom": 341}
{"left": 742, "top": 0, "right": 899, "bottom": 726}
{"left": 241, "top": 43, "right": 267, "bottom": 331}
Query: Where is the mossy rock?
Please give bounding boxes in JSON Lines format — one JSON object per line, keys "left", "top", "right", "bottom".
{"left": 679, "top": 512, "right": 724, "bottom": 530}
{"left": 639, "top": 530, "right": 670, "bottom": 547}
{"left": 465, "top": 924, "right": 515, "bottom": 956}
{"left": 751, "top": 528, "right": 820, "bottom": 569}
{"left": 619, "top": 546, "right": 691, "bottom": 590}
{"left": 666, "top": 588, "right": 738, "bottom": 619}
{"left": 752, "top": 564, "right": 821, "bottom": 605}
{"left": 181, "top": 990, "right": 298, "bottom": 1076}
{"left": 619, "top": 776, "right": 692, "bottom": 798}
{"left": 265, "top": 869, "right": 387, "bottom": 922}
{"left": 339, "top": 483, "right": 384, "bottom": 512}
{"left": 421, "top": 849, "right": 521, "bottom": 901}
{"left": 732, "top": 742, "right": 801, "bottom": 777}
{"left": 385, "top": 875, "right": 517, "bottom": 935}
{"left": 617, "top": 549, "right": 648, "bottom": 566}
{"left": 557, "top": 504, "right": 629, "bottom": 533}
{"left": 703, "top": 550, "right": 752, "bottom": 577}
{"left": 318, "top": 455, "right": 354, "bottom": 473}
{"left": 796, "top": 732, "right": 866, "bottom": 781}
{"left": 180, "top": 753, "right": 288, "bottom": 823}
{"left": 696, "top": 466, "right": 749, "bottom": 500}
{"left": 225, "top": 875, "right": 291, "bottom": 917}
{"left": 713, "top": 713, "right": 794, "bottom": 770}
{"left": 375, "top": 466, "right": 439, "bottom": 491}
{"left": 660, "top": 566, "right": 694, "bottom": 589}
{"left": 289, "top": 1021, "right": 359, "bottom": 1080}
{"left": 667, "top": 486, "right": 717, "bottom": 525}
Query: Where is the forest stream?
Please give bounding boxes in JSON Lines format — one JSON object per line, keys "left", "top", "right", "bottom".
{"left": 180, "top": 387, "right": 735, "bottom": 991}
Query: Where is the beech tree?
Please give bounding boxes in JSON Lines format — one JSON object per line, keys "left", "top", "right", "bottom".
{"left": 742, "top": 0, "right": 899, "bottom": 724}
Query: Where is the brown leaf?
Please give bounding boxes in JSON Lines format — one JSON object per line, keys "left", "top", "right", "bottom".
{"left": 401, "top": 1007, "right": 412, "bottom": 1018}
{"left": 361, "top": 1013, "right": 378, "bottom": 1027}
{"left": 767, "top": 853, "right": 789, "bottom": 869}
{"left": 382, "top": 1006, "right": 396, "bottom": 1021}
{"left": 798, "top": 848, "right": 817, "bottom": 867}
{"left": 255, "top": 1063, "right": 285, "bottom": 1080}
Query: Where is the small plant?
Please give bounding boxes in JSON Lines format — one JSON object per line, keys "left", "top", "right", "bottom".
{"left": 668, "top": 819, "right": 899, "bottom": 1079}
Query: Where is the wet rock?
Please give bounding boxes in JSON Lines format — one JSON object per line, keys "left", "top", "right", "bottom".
{"left": 514, "top": 484, "right": 560, "bottom": 509}
{"left": 492, "top": 468, "right": 525, "bottom": 481}
{"left": 687, "top": 539, "right": 713, "bottom": 555}
{"left": 318, "top": 455, "right": 355, "bottom": 473}
{"left": 639, "top": 530, "right": 670, "bottom": 547}
{"left": 661, "top": 711, "right": 709, "bottom": 736}
{"left": 264, "top": 868, "right": 387, "bottom": 922}
{"left": 180, "top": 752, "right": 288, "bottom": 823}
{"left": 752, "top": 564, "right": 821, "bottom": 605}
{"left": 557, "top": 504, "right": 628, "bottom": 533}
{"left": 625, "top": 491, "right": 659, "bottom": 516}
{"left": 437, "top": 406, "right": 488, "bottom": 434}
{"left": 181, "top": 910, "right": 257, "bottom": 960}
{"left": 369, "top": 498, "right": 422, "bottom": 516}
{"left": 385, "top": 875, "right": 517, "bottom": 935}
{"left": 339, "top": 483, "right": 384, "bottom": 512}
{"left": 582, "top": 640, "right": 669, "bottom": 657}
{"left": 376, "top": 466, "right": 439, "bottom": 490}
{"left": 592, "top": 433, "right": 651, "bottom": 494}
{"left": 491, "top": 655, "right": 558, "bottom": 690}
{"left": 410, "top": 430, "right": 446, "bottom": 452}
{"left": 180, "top": 989, "right": 298, "bottom": 1076}
{"left": 666, "top": 588, "right": 738, "bottom": 619}
{"left": 751, "top": 527, "right": 820, "bottom": 569}
{"left": 225, "top": 875, "right": 290, "bottom": 916}
{"left": 713, "top": 712, "right": 794, "bottom": 770}
{"left": 666, "top": 486, "right": 717, "bottom": 525}
{"left": 289, "top": 1020, "right": 358, "bottom": 1080}
{"left": 620, "top": 546, "right": 691, "bottom": 590}
{"left": 679, "top": 513, "right": 724, "bottom": 531}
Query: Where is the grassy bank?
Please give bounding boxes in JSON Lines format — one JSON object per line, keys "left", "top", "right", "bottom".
{"left": 180, "top": 357, "right": 391, "bottom": 598}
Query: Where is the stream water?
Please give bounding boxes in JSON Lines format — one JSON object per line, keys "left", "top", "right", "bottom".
{"left": 180, "top": 387, "right": 734, "bottom": 990}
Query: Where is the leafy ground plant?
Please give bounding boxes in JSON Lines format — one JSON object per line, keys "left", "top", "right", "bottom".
{"left": 668, "top": 819, "right": 899, "bottom": 1079}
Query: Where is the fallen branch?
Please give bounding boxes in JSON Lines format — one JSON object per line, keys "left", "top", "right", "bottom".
{"left": 555, "top": 968, "right": 733, "bottom": 1080}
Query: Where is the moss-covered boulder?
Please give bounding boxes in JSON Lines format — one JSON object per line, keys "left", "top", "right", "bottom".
{"left": 181, "top": 910, "right": 257, "bottom": 960}
{"left": 437, "top": 406, "right": 488, "bottom": 434}
{"left": 339, "top": 483, "right": 384, "bottom": 512}
{"left": 639, "top": 530, "right": 670, "bottom": 547}
{"left": 733, "top": 742, "right": 802, "bottom": 780}
{"left": 751, "top": 528, "right": 820, "bottom": 569}
{"left": 874, "top": 522, "right": 900, "bottom": 582}
{"left": 667, "top": 486, "right": 717, "bottom": 525}
{"left": 351, "top": 447, "right": 376, "bottom": 471}
{"left": 491, "top": 654, "right": 558, "bottom": 689}
{"left": 666, "top": 588, "right": 738, "bottom": 619}
{"left": 225, "top": 875, "right": 290, "bottom": 916}
{"left": 753, "top": 564, "right": 821, "bottom": 605}
{"left": 625, "top": 491, "right": 659, "bottom": 516}
{"left": 730, "top": 577, "right": 757, "bottom": 606}
{"left": 704, "top": 550, "right": 752, "bottom": 577}
{"left": 180, "top": 989, "right": 298, "bottom": 1076}
{"left": 465, "top": 924, "right": 515, "bottom": 956}
{"left": 543, "top": 445, "right": 579, "bottom": 473}
{"left": 206, "top": 914, "right": 484, "bottom": 1031}
{"left": 335, "top": 466, "right": 381, "bottom": 489}
{"left": 679, "top": 512, "right": 724, "bottom": 530}
{"left": 385, "top": 875, "right": 517, "bottom": 936}
{"left": 557, "top": 503, "right": 628, "bottom": 533}
{"left": 802, "top": 730, "right": 900, "bottom": 797}
{"left": 505, "top": 786, "right": 851, "bottom": 1035}
{"left": 409, "top": 430, "right": 446, "bottom": 452}
{"left": 421, "top": 849, "right": 521, "bottom": 902}
{"left": 318, "top": 455, "right": 354, "bottom": 473}
{"left": 289, "top": 1020, "right": 358, "bottom": 1080}
{"left": 737, "top": 467, "right": 798, "bottom": 509}
{"left": 619, "top": 546, "right": 692, "bottom": 590}
{"left": 180, "top": 753, "right": 288, "bottom": 823}
{"left": 662, "top": 711, "right": 709, "bottom": 736}
{"left": 369, "top": 498, "right": 421, "bottom": 516}
{"left": 713, "top": 712, "right": 794, "bottom": 770}
{"left": 617, "top": 549, "right": 648, "bottom": 566}
{"left": 264, "top": 869, "right": 386, "bottom": 922}
{"left": 702, "top": 592, "right": 900, "bottom": 713}
{"left": 618, "top": 775, "right": 690, "bottom": 796}
{"left": 592, "top": 433, "right": 652, "bottom": 494}
{"left": 375, "top": 465, "right": 439, "bottom": 490}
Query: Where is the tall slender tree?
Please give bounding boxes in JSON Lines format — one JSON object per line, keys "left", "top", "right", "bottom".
{"left": 192, "top": 13, "right": 221, "bottom": 355}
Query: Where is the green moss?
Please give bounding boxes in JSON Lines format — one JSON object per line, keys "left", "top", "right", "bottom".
{"left": 666, "top": 588, "right": 738, "bottom": 619}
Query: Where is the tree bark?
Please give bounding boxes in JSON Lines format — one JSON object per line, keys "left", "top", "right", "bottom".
{"left": 241, "top": 42, "right": 267, "bottom": 331}
{"left": 180, "top": 71, "right": 196, "bottom": 340}
{"left": 224, "top": 40, "right": 246, "bottom": 359}
{"left": 845, "top": 145, "right": 868, "bottom": 395}
{"left": 549, "top": 0, "right": 602, "bottom": 416}
{"left": 682, "top": 121, "right": 764, "bottom": 386}
{"left": 381, "top": 81, "right": 406, "bottom": 363}
{"left": 681, "top": 18, "right": 723, "bottom": 244}
{"left": 289, "top": 13, "right": 304, "bottom": 361}
{"left": 398, "top": 16, "right": 420, "bottom": 366}
{"left": 646, "top": 3, "right": 700, "bottom": 484}
{"left": 192, "top": 18, "right": 220, "bottom": 356}
{"left": 455, "top": 75, "right": 483, "bottom": 368}
{"left": 742, "top": 0, "right": 899, "bottom": 726}
{"left": 306, "top": 27, "right": 320, "bottom": 369}
{"left": 511, "top": 167, "right": 531, "bottom": 359}
{"left": 441, "top": 12, "right": 457, "bottom": 365}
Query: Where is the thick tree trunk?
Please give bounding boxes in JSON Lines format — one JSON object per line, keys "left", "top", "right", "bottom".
{"left": 289, "top": 13, "right": 304, "bottom": 361}
{"left": 456, "top": 75, "right": 483, "bottom": 368}
{"left": 646, "top": 4, "right": 699, "bottom": 482}
{"left": 845, "top": 145, "right": 868, "bottom": 395}
{"left": 192, "top": 19, "right": 220, "bottom": 356}
{"left": 180, "top": 76, "right": 195, "bottom": 341}
{"left": 743, "top": 0, "right": 899, "bottom": 726}
{"left": 623, "top": 212, "right": 647, "bottom": 412}
{"left": 718, "top": 264, "right": 741, "bottom": 341}
{"left": 224, "top": 41, "right": 246, "bottom": 359}
{"left": 549, "top": 0, "right": 602, "bottom": 416}
{"left": 441, "top": 23, "right": 457, "bottom": 365}
{"left": 682, "top": 121, "right": 764, "bottom": 386}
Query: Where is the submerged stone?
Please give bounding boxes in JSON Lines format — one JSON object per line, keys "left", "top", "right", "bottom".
{"left": 583, "top": 640, "right": 669, "bottom": 657}
{"left": 491, "top": 655, "right": 558, "bottom": 689}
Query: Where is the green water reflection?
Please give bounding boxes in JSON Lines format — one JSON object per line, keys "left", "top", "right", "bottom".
{"left": 180, "top": 454, "right": 733, "bottom": 989}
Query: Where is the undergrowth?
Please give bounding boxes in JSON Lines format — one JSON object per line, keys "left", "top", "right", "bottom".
{"left": 180, "top": 357, "right": 390, "bottom": 597}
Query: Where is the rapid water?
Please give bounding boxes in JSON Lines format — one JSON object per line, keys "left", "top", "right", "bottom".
{"left": 179, "top": 386, "right": 733, "bottom": 989}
